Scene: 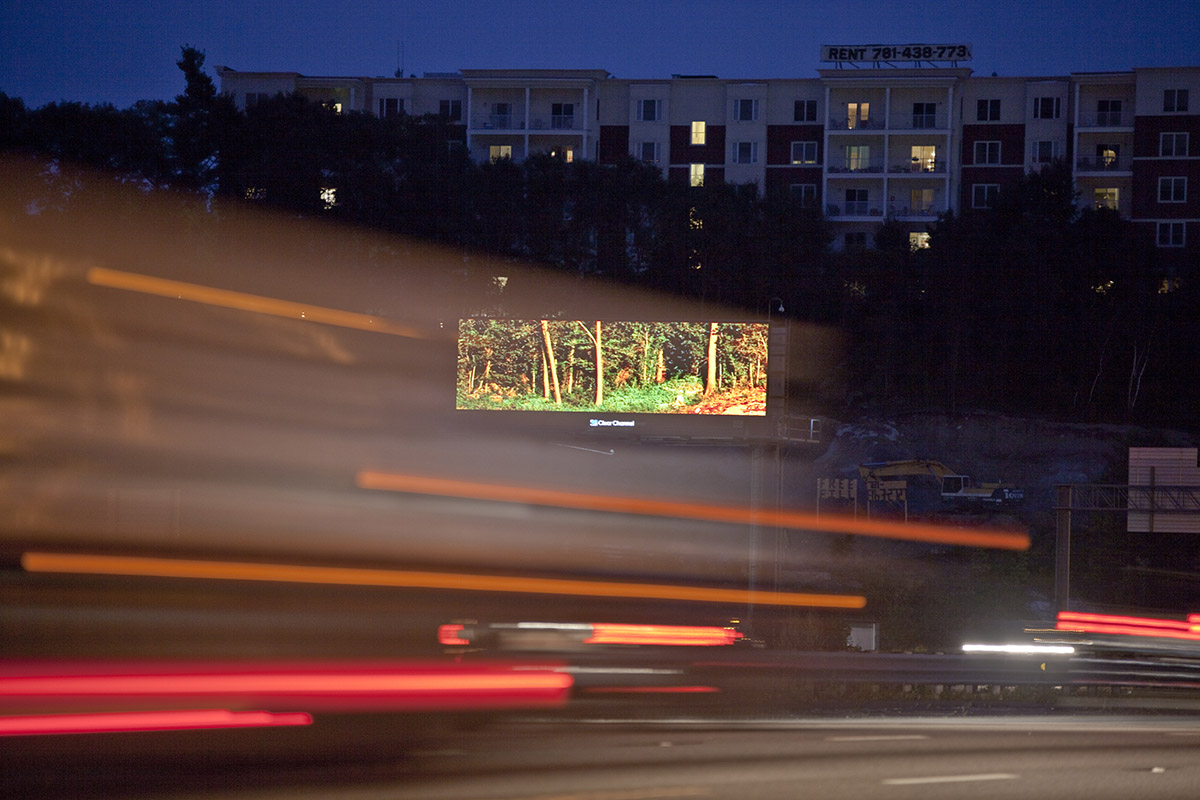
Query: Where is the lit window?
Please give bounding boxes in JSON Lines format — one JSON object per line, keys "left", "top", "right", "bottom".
{"left": 846, "top": 144, "right": 871, "bottom": 171}
{"left": 1161, "top": 132, "right": 1189, "bottom": 157}
{"left": 734, "top": 98, "right": 759, "bottom": 121}
{"left": 689, "top": 163, "right": 705, "bottom": 187}
{"left": 1094, "top": 188, "right": 1118, "bottom": 210}
{"left": 909, "top": 232, "right": 931, "bottom": 250}
{"left": 439, "top": 99, "right": 462, "bottom": 121}
{"left": 691, "top": 121, "right": 706, "bottom": 145}
{"left": 1032, "top": 140, "right": 1059, "bottom": 164}
{"left": 1159, "top": 176, "right": 1186, "bottom": 203}
{"left": 972, "top": 184, "right": 999, "bottom": 209}
{"left": 689, "top": 207, "right": 703, "bottom": 229}
{"left": 320, "top": 187, "right": 338, "bottom": 210}
{"left": 794, "top": 99, "right": 816, "bottom": 122}
{"left": 637, "top": 99, "right": 662, "bottom": 122}
{"left": 1157, "top": 221, "right": 1185, "bottom": 247}
{"left": 977, "top": 98, "right": 1000, "bottom": 121}
{"left": 1164, "top": 89, "right": 1189, "bottom": 113}
{"left": 974, "top": 140, "right": 1001, "bottom": 165}
{"left": 910, "top": 145, "right": 936, "bottom": 172}
{"left": 640, "top": 141, "right": 661, "bottom": 163}
{"left": 848, "top": 102, "right": 870, "bottom": 129}
{"left": 244, "top": 186, "right": 265, "bottom": 201}
{"left": 910, "top": 188, "right": 934, "bottom": 214}
{"left": 322, "top": 101, "right": 343, "bottom": 114}
{"left": 791, "top": 141, "right": 817, "bottom": 165}
{"left": 1095, "top": 144, "right": 1120, "bottom": 169}
{"left": 489, "top": 145, "right": 512, "bottom": 163}
{"left": 733, "top": 141, "right": 758, "bottom": 164}
{"left": 1033, "top": 97, "right": 1060, "bottom": 119}
{"left": 379, "top": 98, "right": 402, "bottom": 118}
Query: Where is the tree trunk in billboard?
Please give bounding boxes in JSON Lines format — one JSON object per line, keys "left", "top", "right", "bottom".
{"left": 594, "top": 320, "right": 604, "bottom": 406}
{"left": 704, "top": 322, "right": 719, "bottom": 396}
{"left": 576, "top": 320, "right": 603, "bottom": 407}
{"left": 541, "top": 320, "right": 562, "bottom": 404}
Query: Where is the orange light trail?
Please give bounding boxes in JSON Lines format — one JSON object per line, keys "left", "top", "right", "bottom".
{"left": 86, "top": 267, "right": 424, "bottom": 339}
{"left": 21, "top": 552, "right": 866, "bottom": 609}
{"left": 585, "top": 624, "right": 743, "bottom": 646}
{"left": 0, "top": 709, "right": 312, "bottom": 737}
{"left": 356, "top": 470, "right": 1031, "bottom": 551}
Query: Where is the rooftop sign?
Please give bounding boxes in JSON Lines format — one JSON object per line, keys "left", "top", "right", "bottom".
{"left": 821, "top": 44, "right": 972, "bottom": 63}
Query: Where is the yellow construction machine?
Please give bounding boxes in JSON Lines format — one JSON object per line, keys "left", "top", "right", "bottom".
{"left": 858, "top": 459, "right": 1024, "bottom": 508}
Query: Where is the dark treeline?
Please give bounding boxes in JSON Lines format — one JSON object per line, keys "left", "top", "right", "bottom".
{"left": 3, "top": 48, "right": 1196, "bottom": 428}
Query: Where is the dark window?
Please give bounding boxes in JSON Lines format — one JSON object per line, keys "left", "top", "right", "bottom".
{"left": 439, "top": 99, "right": 462, "bottom": 121}
{"left": 793, "top": 99, "right": 816, "bottom": 122}
{"left": 913, "top": 102, "right": 936, "bottom": 128}
{"left": 1165, "top": 89, "right": 1190, "bottom": 112}
{"left": 977, "top": 98, "right": 1000, "bottom": 121}
{"left": 1034, "top": 97, "right": 1061, "bottom": 119}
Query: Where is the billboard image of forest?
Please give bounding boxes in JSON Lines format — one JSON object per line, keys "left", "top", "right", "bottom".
{"left": 458, "top": 320, "right": 769, "bottom": 415}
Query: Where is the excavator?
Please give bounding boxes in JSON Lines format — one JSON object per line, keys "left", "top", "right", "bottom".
{"left": 858, "top": 459, "right": 1025, "bottom": 508}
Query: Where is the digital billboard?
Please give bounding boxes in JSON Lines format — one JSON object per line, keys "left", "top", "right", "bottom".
{"left": 457, "top": 320, "right": 769, "bottom": 418}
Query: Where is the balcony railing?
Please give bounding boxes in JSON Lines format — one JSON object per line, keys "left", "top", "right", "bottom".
{"left": 471, "top": 114, "right": 584, "bottom": 131}
{"left": 829, "top": 117, "right": 885, "bottom": 131}
{"left": 827, "top": 158, "right": 886, "bottom": 174}
{"left": 888, "top": 158, "right": 947, "bottom": 174}
{"left": 889, "top": 112, "right": 949, "bottom": 130}
{"left": 1078, "top": 111, "right": 1128, "bottom": 127}
{"left": 826, "top": 202, "right": 882, "bottom": 217}
{"left": 889, "top": 204, "right": 940, "bottom": 217}
{"left": 1076, "top": 156, "right": 1130, "bottom": 172}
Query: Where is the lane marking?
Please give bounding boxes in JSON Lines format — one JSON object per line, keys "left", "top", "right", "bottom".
{"left": 883, "top": 773, "right": 1018, "bottom": 785}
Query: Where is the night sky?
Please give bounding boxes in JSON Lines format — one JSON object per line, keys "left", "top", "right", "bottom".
{"left": 2, "top": 0, "right": 1198, "bottom": 109}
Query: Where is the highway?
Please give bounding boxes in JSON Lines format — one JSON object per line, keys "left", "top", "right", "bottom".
{"left": 7, "top": 714, "right": 1200, "bottom": 798}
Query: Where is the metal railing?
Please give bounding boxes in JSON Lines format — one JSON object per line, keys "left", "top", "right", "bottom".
{"left": 1076, "top": 156, "right": 1130, "bottom": 172}
{"left": 888, "top": 158, "right": 947, "bottom": 173}
{"left": 889, "top": 112, "right": 949, "bottom": 130}
{"left": 1078, "top": 111, "right": 1128, "bottom": 127}
{"left": 829, "top": 117, "right": 884, "bottom": 131}
{"left": 827, "top": 158, "right": 886, "bottom": 174}
{"left": 471, "top": 114, "right": 584, "bottom": 131}
{"left": 826, "top": 202, "right": 880, "bottom": 217}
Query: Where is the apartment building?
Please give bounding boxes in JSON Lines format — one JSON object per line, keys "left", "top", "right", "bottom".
{"left": 215, "top": 62, "right": 1199, "bottom": 258}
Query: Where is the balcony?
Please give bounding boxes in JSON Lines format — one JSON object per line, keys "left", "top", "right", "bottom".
{"left": 826, "top": 203, "right": 883, "bottom": 217}
{"left": 889, "top": 205, "right": 940, "bottom": 218}
{"left": 471, "top": 113, "right": 584, "bottom": 131}
{"left": 828, "top": 117, "right": 885, "bottom": 131}
{"left": 474, "top": 114, "right": 522, "bottom": 130}
{"left": 888, "top": 111, "right": 949, "bottom": 130}
{"left": 1077, "top": 111, "right": 1129, "bottom": 128}
{"left": 827, "top": 158, "right": 886, "bottom": 174}
{"left": 1076, "top": 156, "right": 1130, "bottom": 173}
{"left": 888, "top": 158, "right": 947, "bottom": 174}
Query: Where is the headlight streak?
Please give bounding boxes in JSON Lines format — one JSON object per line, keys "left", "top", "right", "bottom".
{"left": 21, "top": 552, "right": 866, "bottom": 609}
{"left": 86, "top": 267, "right": 426, "bottom": 339}
{"left": 356, "top": 470, "right": 1031, "bottom": 551}
{"left": 962, "top": 644, "right": 1075, "bottom": 655}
